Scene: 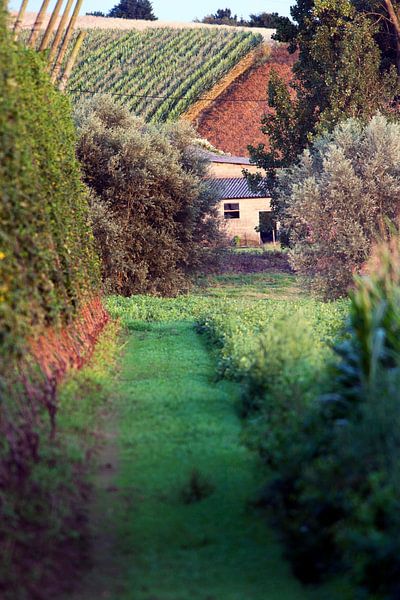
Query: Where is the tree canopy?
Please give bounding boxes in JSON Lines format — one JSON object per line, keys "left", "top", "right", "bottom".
{"left": 199, "top": 8, "right": 291, "bottom": 29}
{"left": 249, "top": 0, "right": 400, "bottom": 173}
{"left": 108, "top": 0, "right": 157, "bottom": 20}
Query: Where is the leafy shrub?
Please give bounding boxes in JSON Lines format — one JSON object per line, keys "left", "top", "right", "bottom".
{"left": 75, "top": 95, "right": 224, "bottom": 296}
{"left": 266, "top": 234, "right": 400, "bottom": 598}
{"left": 0, "top": 8, "right": 103, "bottom": 597}
{"left": 275, "top": 115, "right": 400, "bottom": 299}
{"left": 0, "top": 24, "right": 99, "bottom": 363}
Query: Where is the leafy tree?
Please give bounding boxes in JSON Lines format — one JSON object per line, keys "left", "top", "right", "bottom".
{"left": 276, "top": 115, "right": 400, "bottom": 298}
{"left": 75, "top": 96, "right": 224, "bottom": 296}
{"left": 108, "top": 0, "right": 157, "bottom": 20}
{"left": 247, "top": 12, "right": 293, "bottom": 29}
{"left": 201, "top": 8, "right": 241, "bottom": 25}
{"left": 86, "top": 11, "right": 105, "bottom": 16}
{"left": 248, "top": 0, "right": 399, "bottom": 172}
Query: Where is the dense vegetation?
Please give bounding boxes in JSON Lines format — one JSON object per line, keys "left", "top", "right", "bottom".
{"left": 275, "top": 115, "right": 400, "bottom": 298}
{"left": 0, "top": 25, "right": 99, "bottom": 364}
{"left": 107, "top": 235, "right": 400, "bottom": 597}
{"left": 67, "top": 28, "right": 262, "bottom": 121}
{"left": 75, "top": 95, "right": 224, "bottom": 296}
{"left": 262, "top": 236, "right": 400, "bottom": 597}
{"left": 0, "top": 7, "right": 107, "bottom": 597}
{"left": 249, "top": 0, "right": 400, "bottom": 171}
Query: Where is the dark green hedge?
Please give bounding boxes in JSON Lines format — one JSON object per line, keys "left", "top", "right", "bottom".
{"left": 0, "top": 4, "right": 100, "bottom": 362}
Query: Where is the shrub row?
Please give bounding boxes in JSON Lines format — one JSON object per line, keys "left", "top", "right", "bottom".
{"left": 0, "top": 7, "right": 103, "bottom": 597}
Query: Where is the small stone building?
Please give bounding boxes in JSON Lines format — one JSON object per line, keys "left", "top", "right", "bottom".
{"left": 205, "top": 152, "right": 274, "bottom": 246}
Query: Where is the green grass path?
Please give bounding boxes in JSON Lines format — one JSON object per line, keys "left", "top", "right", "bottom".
{"left": 110, "top": 320, "right": 324, "bottom": 600}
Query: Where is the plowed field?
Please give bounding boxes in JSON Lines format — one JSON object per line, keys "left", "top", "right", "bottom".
{"left": 197, "top": 47, "right": 296, "bottom": 156}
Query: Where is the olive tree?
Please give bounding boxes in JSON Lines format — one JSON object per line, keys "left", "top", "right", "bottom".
{"left": 74, "top": 95, "right": 224, "bottom": 296}
{"left": 276, "top": 114, "right": 400, "bottom": 298}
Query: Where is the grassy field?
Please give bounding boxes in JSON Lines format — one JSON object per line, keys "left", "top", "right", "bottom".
{"left": 195, "top": 272, "right": 304, "bottom": 300}
{"left": 69, "top": 317, "right": 346, "bottom": 599}
{"left": 68, "top": 269, "right": 349, "bottom": 599}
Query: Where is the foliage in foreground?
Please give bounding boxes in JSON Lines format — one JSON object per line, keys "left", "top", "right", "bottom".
{"left": 275, "top": 115, "right": 400, "bottom": 298}
{"left": 261, "top": 235, "right": 400, "bottom": 598}
{"left": 0, "top": 321, "right": 120, "bottom": 599}
{"left": 67, "top": 27, "right": 261, "bottom": 122}
{"left": 0, "top": 9, "right": 105, "bottom": 597}
{"left": 76, "top": 95, "right": 225, "bottom": 297}
{"left": 0, "top": 12, "right": 99, "bottom": 363}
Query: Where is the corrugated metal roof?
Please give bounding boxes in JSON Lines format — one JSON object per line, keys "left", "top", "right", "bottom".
{"left": 207, "top": 177, "right": 270, "bottom": 199}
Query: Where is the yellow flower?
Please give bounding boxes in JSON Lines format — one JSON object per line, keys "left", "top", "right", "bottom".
{"left": 0, "top": 252, "right": 5, "bottom": 260}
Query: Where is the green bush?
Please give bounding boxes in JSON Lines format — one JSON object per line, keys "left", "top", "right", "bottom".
{"left": 266, "top": 235, "right": 400, "bottom": 597}
{"left": 75, "top": 95, "right": 224, "bottom": 296}
{"left": 0, "top": 7, "right": 101, "bottom": 597}
{"left": 0, "top": 10, "right": 99, "bottom": 363}
{"left": 275, "top": 115, "right": 400, "bottom": 299}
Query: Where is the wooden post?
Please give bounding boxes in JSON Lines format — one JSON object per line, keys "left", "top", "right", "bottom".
{"left": 28, "top": 0, "right": 51, "bottom": 48}
{"left": 39, "top": 0, "right": 65, "bottom": 52}
{"left": 13, "top": 0, "right": 29, "bottom": 40}
{"left": 47, "top": 0, "right": 74, "bottom": 66}
{"left": 58, "top": 30, "right": 86, "bottom": 91}
{"left": 383, "top": 0, "right": 400, "bottom": 73}
{"left": 51, "top": 0, "right": 84, "bottom": 83}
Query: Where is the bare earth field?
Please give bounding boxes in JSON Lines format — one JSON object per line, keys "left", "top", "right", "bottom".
{"left": 12, "top": 12, "right": 275, "bottom": 40}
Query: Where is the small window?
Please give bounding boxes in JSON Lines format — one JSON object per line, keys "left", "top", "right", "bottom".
{"left": 224, "top": 202, "right": 240, "bottom": 219}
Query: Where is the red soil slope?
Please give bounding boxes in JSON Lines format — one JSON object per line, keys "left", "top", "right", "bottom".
{"left": 197, "top": 46, "right": 296, "bottom": 156}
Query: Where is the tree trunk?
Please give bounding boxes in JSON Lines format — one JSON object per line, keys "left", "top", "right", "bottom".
{"left": 28, "top": 0, "right": 51, "bottom": 48}
{"left": 39, "top": 0, "right": 65, "bottom": 52}
{"left": 13, "top": 0, "right": 29, "bottom": 40}
{"left": 59, "top": 30, "right": 86, "bottom": 91}
{"left": 383, "top": 0, "right": 400, "bottom": 73}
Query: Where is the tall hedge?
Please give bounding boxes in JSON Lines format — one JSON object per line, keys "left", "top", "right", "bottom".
{"left": 0, "top": 8, "right": 101, "bottom": 596}
{"left": 0, "top": 3, "right": 99, "bottom": 364}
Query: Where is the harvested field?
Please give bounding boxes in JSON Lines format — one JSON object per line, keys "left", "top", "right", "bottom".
{"left": 12, "top": 12, "right": 275, "bottom": 40}
{"left": 197, "top": 46, "right": 296, "bottom": 156}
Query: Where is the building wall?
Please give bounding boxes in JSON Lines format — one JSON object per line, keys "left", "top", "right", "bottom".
{"left": 208, "top": 162, "right": 260, "bottom": 179}
{"left": 218, "top": 196, "right": 271, "bottom": 245}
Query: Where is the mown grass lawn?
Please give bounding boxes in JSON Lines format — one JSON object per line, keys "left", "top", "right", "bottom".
{"left": 112, "top": 321, "right": 339, "bottom": 600}
{"left": 195, "top": 272, "right": 304, "bottom": 300}
{"left": 68, "top": 271, "right": 349, "bottom": 599}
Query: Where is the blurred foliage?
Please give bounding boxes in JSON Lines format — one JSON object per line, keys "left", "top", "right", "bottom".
{"left": 0, "top": 8, "right": 102, "bottom": 597}
{"left": 0, "top": 7, "right": 99, "bottom": 364}
{"left": 260, "top": 234, "right": 400, "bottom": 598}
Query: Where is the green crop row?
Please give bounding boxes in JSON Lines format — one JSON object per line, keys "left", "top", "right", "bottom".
{"left": 107, "top": 294, "right": 347, "bottom": 386}
{"left": 67, "top": 28, "right": 262, "bottom": 121}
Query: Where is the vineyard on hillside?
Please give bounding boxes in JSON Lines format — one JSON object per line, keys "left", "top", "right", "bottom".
{"left": 67, "top": 28, "right": 263, "bottom": 122}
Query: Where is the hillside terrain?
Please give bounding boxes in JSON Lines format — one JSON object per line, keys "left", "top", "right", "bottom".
{"left": 15, "top": 12, "right": 275, "bottom": 38}
{"left": 196, "top": 46, "right": 296, "bottom": 156}
{"left": 14, "top": 13, "right": 291, "bottom": 152}
{"left": 67, "top": 27, "right": 262, "bottom": 122}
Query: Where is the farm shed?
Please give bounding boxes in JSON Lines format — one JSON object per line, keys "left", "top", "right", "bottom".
{"left": 204, "top": 153, "right": 273, "bottom": 246}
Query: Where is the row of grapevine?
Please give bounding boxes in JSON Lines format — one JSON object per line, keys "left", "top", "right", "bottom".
{"left": 66, "top": 27, "right": 263, "bottom": 121}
